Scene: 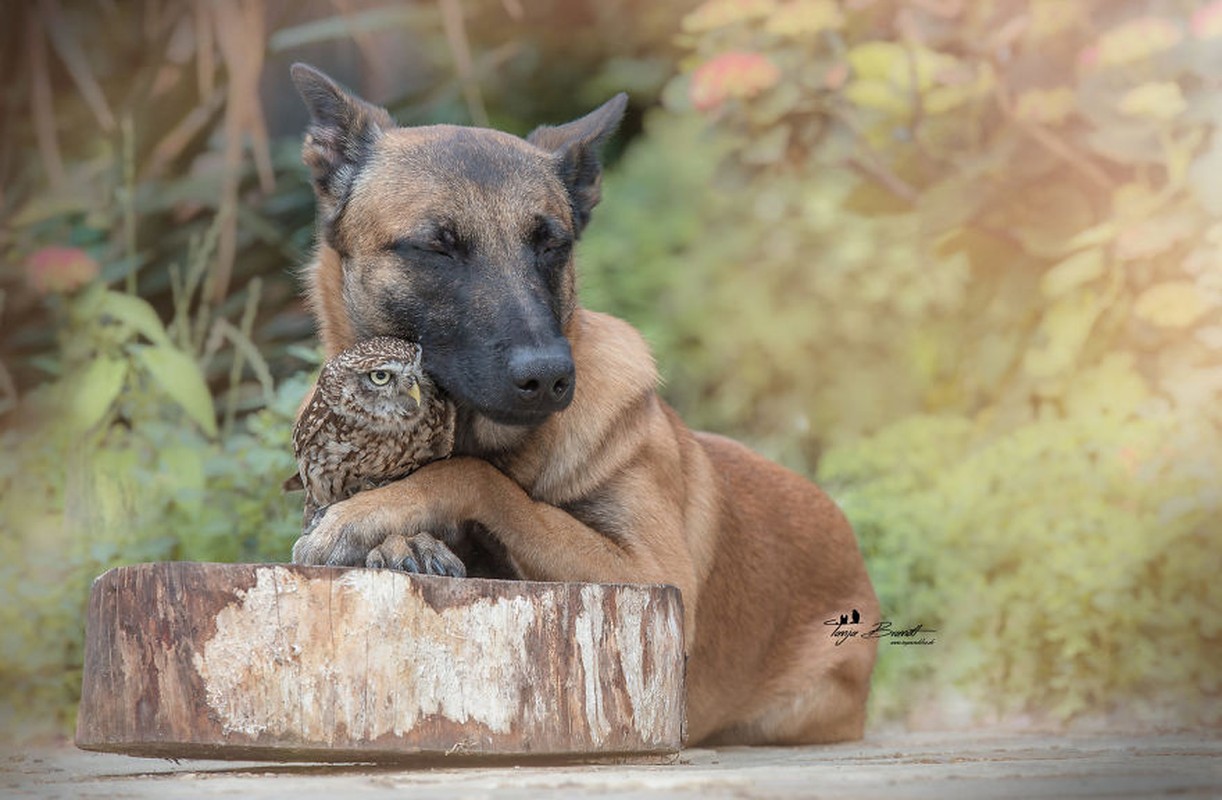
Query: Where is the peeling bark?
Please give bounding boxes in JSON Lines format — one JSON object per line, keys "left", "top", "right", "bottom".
{"left": 76, "top": 563, "right": 685, "bottom": 762}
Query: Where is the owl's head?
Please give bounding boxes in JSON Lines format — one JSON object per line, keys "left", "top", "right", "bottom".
{"left": 320, "top": 336, "right": 435, "bottom": 430}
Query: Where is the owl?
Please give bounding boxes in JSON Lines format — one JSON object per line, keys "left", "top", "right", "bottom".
{"left": 290, "top": 336, "right": 456, "bottom": 523}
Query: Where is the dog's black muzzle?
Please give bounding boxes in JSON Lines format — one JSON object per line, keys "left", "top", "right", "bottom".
{"left": 427, "top": 337, "right": 576, "bottom": 428}
{"left": 507, "top": 341, "right": 575, "bottom": 415}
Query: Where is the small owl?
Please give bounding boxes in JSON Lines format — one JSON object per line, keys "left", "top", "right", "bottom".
{"left": 290, "top": 336, "right": 456, "bottom": 522}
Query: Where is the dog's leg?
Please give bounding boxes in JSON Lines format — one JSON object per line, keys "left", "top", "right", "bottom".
{"left": 290, "top": 456, "right": 701, "bottom": 636}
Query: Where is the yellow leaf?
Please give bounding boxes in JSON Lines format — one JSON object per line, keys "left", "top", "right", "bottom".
{"left": 682, "top": 0, "right": 775, "bottom": 32}
{"left": 846, "top": 43, "right": 975, "bottom": 118}
{"left": 765, "top": 0, "right": 843, "bottom": 37}
{"left": 1064, "top": 353, "right": 1149, "bottom": 418}
{"left": 1133, "top": 281, "right": 1211, "bottom": 328}
{"left": 1112, "top": 182, "right": 1161, "bottom": 220}
{"left": 1041, "top": 248, "right": 1106, "bottom": 298}
{"left": 1119, "top": 81, "right": 1187, "bottom": 121}
{"left": 1023, "top": 290, "right": 1101, "bottom": 380}
{"left": 847, "top": 41, "right": 906, "bottom": 82}
{"left": 848, "top": 41, "right": 960, "bottom": 90}
{"left": 843, "top": 79, "right": 907, "bottom": 114}
{"left": 1062, "top": 222, "right": 1118, "bottom": 254}
{"left": 1084, "top": 17, "right": 1183, "bottom": 69}
{"left": 97, "top": 290, "right": 172, "bottom": 347}
{"left": 132, "top": 344, "right": 218, "bottom": 437}
{"left": 925, "top": 85, "right": 971, "bottom": 115}
{"left": 68, "top": 356, "right": 128, "bottom": 432}
{"left": 1014, "top": 87, "right": 1076, "bottom": 125}
{"left": 86, "top": 447, "right": 142, "bottom": 529}
{"left": 1029, "top": 0, "right": 1085, "bottom": 40}
{"left": 1116, "top": 213, "right": 1195, "bottom": 261}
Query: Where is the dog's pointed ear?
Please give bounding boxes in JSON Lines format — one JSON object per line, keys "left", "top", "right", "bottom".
{"left": 291, "top": 63, "right": 393, "bottom": 209}
{"left": 527, "top": 93, "right": 628, "bottom": 234}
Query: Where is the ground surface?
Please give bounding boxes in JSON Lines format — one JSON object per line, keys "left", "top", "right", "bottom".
{"left": 3, "top": 731, "right": 1218, "bottom": 799}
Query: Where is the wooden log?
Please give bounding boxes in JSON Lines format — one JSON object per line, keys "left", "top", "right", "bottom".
{"left": 75, "top": 562, "right": 685, "bottom": 763}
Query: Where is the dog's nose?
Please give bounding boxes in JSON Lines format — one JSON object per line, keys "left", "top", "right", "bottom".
{"left": 508, "top": 344, "right": 575, "bottom": 412}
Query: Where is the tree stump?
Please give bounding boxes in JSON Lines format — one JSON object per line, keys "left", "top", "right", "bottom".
{"left": 75, "top": 563, "right": 685, "bottom": 763}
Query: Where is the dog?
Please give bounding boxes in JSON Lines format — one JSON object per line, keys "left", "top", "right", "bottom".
{"left": 287, "top": 63, "right": 880, "bottom": 746}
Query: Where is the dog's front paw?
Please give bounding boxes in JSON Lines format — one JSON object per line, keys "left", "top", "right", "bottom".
{"left": 291, "top": 499, "right": 404, "bottom": 567}
{"left": 366, "top": 533, "right": 467, "bottom": 578}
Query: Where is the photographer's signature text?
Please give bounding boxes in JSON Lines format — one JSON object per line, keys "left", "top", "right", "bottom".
{"left": 824, "top": 613, "right": 937, "bottom": 647}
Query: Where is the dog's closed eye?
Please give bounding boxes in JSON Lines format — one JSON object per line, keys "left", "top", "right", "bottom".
{"left": 530, "top": 217, "right": 572, "bottom": 257}
{"left": 431, "top": 225, "right": 465, "bottom": 257}
{"left": 388, "top": 226, "right": 466, "bottom": 261}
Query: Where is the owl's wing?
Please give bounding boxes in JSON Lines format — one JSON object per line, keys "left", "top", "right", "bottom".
{"left": 430, "top": 398, "right": 458, "bottom": 459}
{"left": 290, "top": 386, "right": 345, "bottom": 510}
{"left": 291, "top": 385, "right": 331, "bottom": 465}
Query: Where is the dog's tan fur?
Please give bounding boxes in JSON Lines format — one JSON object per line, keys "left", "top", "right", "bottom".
{"left": 288, "top": 65, "right": 879, "bottom": 745}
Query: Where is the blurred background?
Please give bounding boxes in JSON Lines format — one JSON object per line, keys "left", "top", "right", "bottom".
{"left": 1, "top": 0, "right": 1219, "bottom": 741}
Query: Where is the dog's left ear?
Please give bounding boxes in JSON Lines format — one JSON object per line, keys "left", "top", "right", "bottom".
{"left": 527, "top": 93, "right": 628, "bottom": 234}
{"left": 291, "top": 63, "right": 394, "bottom": 213}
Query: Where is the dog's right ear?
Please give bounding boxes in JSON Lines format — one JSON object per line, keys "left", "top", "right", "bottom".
{"left": 527, "top": 93, "right": 628, "bottom": 236}
{"left": 290, "top": 63, "right": 393, "bottom": 209}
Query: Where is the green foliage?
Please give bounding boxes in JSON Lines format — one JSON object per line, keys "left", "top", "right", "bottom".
{"left": 3, "top": 0, "right": 1218, "bottom": 738}
{"left": 820, "top": 412, "right": 1221, "bottom": 724}
{"left": 0, "top": 0, "right": 693, "bottom": 741}
{"left": 580, "top": 0, "right": 1222, "bottom": 725}
{"left": 0, "top": 0, "right": 689, "bottom": 399}
{"left": 57, "top": 284, "right": 218, "bottom": 436}
{"left": 1, "top": 221, "right": 307, "bottom": 739}
{"left": 458, "top": 0, "right": 697, "bottom": 133}
{"left": 0, "top": 354, "right": 305, "bottom": 740}
{"left": 1, "top": 2, "right": 317, "bottom": 402}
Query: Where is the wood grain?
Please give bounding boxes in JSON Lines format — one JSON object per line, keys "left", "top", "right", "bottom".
{"left": 75, "top": 562, "right": 685, "bottom": 762}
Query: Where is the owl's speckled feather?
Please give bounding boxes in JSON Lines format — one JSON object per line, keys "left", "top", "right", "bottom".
{"left": 292, "top": 336, "right": 456, "bottom": 520}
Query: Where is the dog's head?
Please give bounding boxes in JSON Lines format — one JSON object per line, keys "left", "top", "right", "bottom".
{"left": 292, "top": 63, "right": 626, "bottom": 430}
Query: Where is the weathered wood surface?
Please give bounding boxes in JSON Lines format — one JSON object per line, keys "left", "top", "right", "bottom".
{"left": 75, "top": 562, "right": 685, "bottom": 762}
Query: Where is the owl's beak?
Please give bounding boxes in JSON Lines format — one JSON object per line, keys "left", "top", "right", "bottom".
{"left": 407, "top": 382, "right": 422, "bottom": 407}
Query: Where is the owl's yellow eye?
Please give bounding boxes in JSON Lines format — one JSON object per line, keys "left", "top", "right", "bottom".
{"left": 368, "top": 369, "right": 392, "bottom": 386}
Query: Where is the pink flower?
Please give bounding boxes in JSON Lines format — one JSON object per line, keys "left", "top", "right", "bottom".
{"left": 689, "top": 52, "right": 782, "bottom": 112}
{"left": 1080, "top": 17, "right": 1183, "bottom": 70}
{"left": 1076, "top": 45, "right": 1099, "bottom": 69}
{"left": 1193, "top": 1, "right": 1222, "bottom": 39}
{"left": 25, "top": 246, "right": 100, "bottom": 295}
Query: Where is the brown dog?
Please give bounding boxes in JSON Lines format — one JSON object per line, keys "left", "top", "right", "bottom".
{"left": 287, "top": 63, "right": 879, "bottom": 745}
